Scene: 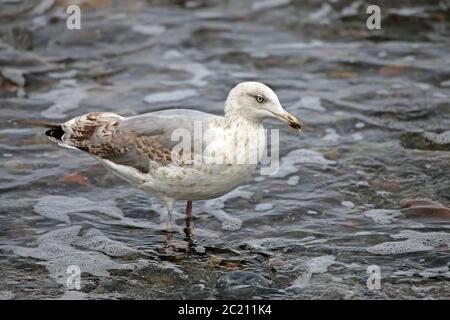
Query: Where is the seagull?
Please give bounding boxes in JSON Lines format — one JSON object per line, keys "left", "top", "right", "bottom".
{"left": 15, "top": 82, "right": 302, "bottom": 227}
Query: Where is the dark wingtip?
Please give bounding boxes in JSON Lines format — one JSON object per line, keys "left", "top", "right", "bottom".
{"left": 45, "top": 127, "right": 65, "bottom": 140}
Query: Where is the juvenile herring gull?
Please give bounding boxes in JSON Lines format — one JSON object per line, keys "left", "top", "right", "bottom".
{"left": 15, "top": 82, "right": 302, "bottom": 226}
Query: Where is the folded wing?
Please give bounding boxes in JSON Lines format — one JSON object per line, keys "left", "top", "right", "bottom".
{"left": 56, "top": 109, "right": 218, "bottom": 173}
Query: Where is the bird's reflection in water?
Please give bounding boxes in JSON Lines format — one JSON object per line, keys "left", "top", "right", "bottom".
{"left": 163, "top": 215, "right": 195, "bottom": 254}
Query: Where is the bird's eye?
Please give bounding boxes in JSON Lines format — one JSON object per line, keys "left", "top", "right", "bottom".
{"left": 255, "top": 95, "right": 265, "bottom": 103}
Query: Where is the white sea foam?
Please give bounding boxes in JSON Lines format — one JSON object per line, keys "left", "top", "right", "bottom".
{"left": 34, "top": 195, "right": 123, "bottom": 223}
{"left": 287, "top": 255, "right": 336, "bottom": 290}
{"left": 287, "top": 175, "right": 299, "bottom": 185}
{"left": 307, "top": 255, "right": 336, "bottom": 274}
{"left": 1, "top": 226, "right": 144, "bottom": 285}
{"left": 423, "top": 131, "right": 450, "bottom": 145}
{"left": 198, "top": 188, "right": 251, "bottom": 231}
{"left": 246, "top": 237, "right": 316, "bottom": 251}
{"left": 355, "top": 122, "right": 365, "bottom": 129}
{"left": 275, "top": 149, "right": 336, "bottom": 178}
{"left": 323, "top": 128, "right": 340, "bottom": 142}
{"left": 367, "top": 230, "right": 450, "bottom": 255}
{"left": 74, "top": 228, "right": 140, "bottom": 257}
{"left": 208, "top": 209, "right": 242, "bottom": 231}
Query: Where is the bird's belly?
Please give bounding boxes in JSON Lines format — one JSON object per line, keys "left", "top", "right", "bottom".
{"left": 98, "top": 157, "right": 256, "bottom": 200}
{"left": 144, "top": 163, "right": 256, "bottom": 200}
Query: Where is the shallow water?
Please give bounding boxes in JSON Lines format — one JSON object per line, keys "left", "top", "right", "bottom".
{"left": 0, "top": 0, "right": 449, "bottom": 299}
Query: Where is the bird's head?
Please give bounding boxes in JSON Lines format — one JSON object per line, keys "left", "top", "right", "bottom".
{"left": 224, "top": 81, "right": 302, "bottom": 132}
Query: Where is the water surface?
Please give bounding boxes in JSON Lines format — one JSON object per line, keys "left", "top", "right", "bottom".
{"left": 0, "top": 0, "right": 449, "bottom": 299}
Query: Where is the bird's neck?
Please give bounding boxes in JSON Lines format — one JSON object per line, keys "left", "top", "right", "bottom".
{"left": 222, "top": 110, "right": 266, "bottom": 165}
{"left": 224, "top": 109, "right": 263, "bottom": 132}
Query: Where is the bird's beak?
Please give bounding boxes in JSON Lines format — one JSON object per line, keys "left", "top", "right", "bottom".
{"left": 273, "top": 111, "right": 303, "bottom": 132}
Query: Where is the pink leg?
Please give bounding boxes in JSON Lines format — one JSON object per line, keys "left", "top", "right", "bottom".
{"left": 186, "top": 200, "right": 193, "bottom": 220}
{"left": 184, "top": 200, "right": 193, "bottom": 239}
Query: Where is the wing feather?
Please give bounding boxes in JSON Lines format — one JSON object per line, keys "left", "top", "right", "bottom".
{"left": 60, "top": 109, "right": 220, "bottom": 173}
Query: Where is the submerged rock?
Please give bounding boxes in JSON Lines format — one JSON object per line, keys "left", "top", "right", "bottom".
{"left": 400, "top": 131, "right": 450, "bottom": 151}
{"left": 400, "top": 199, "right": 450, "bottom": 218}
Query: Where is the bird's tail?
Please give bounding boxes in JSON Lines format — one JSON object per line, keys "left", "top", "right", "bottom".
{"left": 12, "top": 119, "right": 60, "bottom": 129}
{"left": 12, "top": 119, "right": 65, "bottom": 141}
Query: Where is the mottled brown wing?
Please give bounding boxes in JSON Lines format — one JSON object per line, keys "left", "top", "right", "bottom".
{"left": 59, "top": 109, "right": 217, "bottom": 173}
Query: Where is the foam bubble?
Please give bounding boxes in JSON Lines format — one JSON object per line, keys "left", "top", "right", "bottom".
{"left": 207, "top": 209, "right": 242, "bottom": 231}
{"left": 1, "top": 226, "right": 144, "bottom": 285}
{"left": 422, "top": 131, "right": 450, "bottom": 145}
{"left": 367, "top": 231, "right": 450, "bottom": 255}
{"left": 246, "top": 237, "right": 316, "bottom": 251}
{"left": 367, "top": 240, "right": 434, "bottom": 255}
{"left": 34, "top": 195, "right": 123, "bottom": 223}
{"left": 323, "top": 128, "right": 340, "bottom": 142}
{"left": 74, "top": 228, "right": 140, "bottom": 257}
{"left": 287, "top": 175, "right": 300, "bottom": 186}
{"left": 287, "top": 255, "right": 336, "bottom": 290}
{"left": 196, "top": 187, "right": 252, "bottom": 231}
{"left": 275, "top": 149, "right": 336, "bottom": 178}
